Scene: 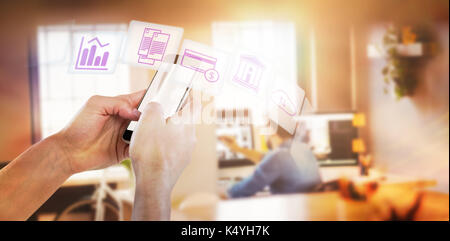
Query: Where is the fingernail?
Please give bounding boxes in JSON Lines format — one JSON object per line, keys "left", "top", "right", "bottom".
{"left": 132, "top": 109, "right": 141, "bottom": 118}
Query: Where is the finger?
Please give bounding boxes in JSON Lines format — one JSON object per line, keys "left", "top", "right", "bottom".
{"left": 166, "top": 114, "right": 186, "bottom": 134}
{"left": 120, "top": 89, "right": 146, "bottom": 108}
{"left": 130, "top": 102, "right": 165, "bottom": 154}
{"left": 134, "top": 102, "right": 165, "bottom": 137}
{"left": 90, "top": 90, "right": 144, "bottom": 121}
{"left": 114, "top": 89, "right": 146, "bottom": 120}
{"left": 102, "top": 97, "right": 141, "bottom": 121}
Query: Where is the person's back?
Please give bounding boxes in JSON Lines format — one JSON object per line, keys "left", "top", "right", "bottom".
{"left": 228, "top": 141, "right": 322, "bottom": 198}
{"left": 269, "top": 145, "right": 321, "bottom": 194}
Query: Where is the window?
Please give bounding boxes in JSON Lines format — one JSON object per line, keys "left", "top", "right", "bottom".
{"left": 37, "top": 24, "right": 129, "bottom": 138}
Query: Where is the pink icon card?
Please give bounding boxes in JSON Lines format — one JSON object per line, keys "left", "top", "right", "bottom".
{"left": 266, "top": 80, "right": 306, "bottom": 134}
{"left": 271, "top": 89, "right": 298, "bottom": 117}
{"left": 123, "top": 21, "right": 183, "bottom": 70}
{"left": 75, "top": 37, "right": 110, "bottom": 71}
{"left": 177, "top": 40, "right": 230, "bottom": 95}
{"left": 137, "top": 28, "right": 170, "bottom": 65}
{"left": 70, "top": 28, "right": 125, "bottom": 73}
{"left": 232, "top": 55, "right": 265, "bottom": 93}
{"left": 181, "top": 49, "right": 219, "bottom": 82}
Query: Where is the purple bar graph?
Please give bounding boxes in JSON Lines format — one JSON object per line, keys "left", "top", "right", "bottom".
{"left": 101, "top": 52, "right": 109, "bottom": 66}
{"left": 80, "top": 49, "right": 88, "bottom": 65}
{"left": 87, "top": 45, "right": 96, "bottom": 66}
{"left": 94, "top": 56, "right": 101, "bottom": 66}
{"left": 75, "top": 36, "right": 111, "bottom": 71}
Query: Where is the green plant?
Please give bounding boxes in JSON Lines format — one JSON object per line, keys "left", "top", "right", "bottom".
{"left": 381, "top": 26, "right": 419, "bottom": 100}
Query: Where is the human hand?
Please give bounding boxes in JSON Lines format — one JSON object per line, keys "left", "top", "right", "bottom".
{"left": 55, "top": 90, "right": 145, "bottom": 174}
{"left": 129, "top": 102, "right": 196, "bottom": 220}
{"left": 130, "top": 102, "right": 196, "bottom": 191}
{"left": 217, "top": 184, "right": 230, "bottom": 200}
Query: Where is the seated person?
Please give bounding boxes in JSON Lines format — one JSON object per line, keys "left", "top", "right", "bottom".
{"left": 218, "top": 121, "right": 321, "bottom": 198}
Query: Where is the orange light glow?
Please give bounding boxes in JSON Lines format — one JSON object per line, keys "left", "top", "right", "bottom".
{"left": 352, "top": 138, "right": 366, "bottom": 153}
{"left": 352, "top": 112, "right": 366, "bottom": 127}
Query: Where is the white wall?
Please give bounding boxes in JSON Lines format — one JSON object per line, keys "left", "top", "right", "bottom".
{"left": 368, "top": 23, "right": 449, "bottom": 193}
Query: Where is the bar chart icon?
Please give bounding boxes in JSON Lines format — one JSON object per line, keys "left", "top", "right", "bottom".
{"left": 75, "top": 37, "right": 110, "bottom": 71}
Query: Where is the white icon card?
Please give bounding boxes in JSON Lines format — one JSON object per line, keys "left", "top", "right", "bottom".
{"left": 266, "top": 78, "right": 306, "bottom": 134}
{"left": 68, "top": 25, "right": 126, "bottom": 74}
{"left": 123, "top": 20, "right": 184, "bottom": 70}
{"left": 176, "top": 40, "right": 231, "bottom": 96}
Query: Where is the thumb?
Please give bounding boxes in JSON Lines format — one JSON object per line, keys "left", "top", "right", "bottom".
{"left": 138, "top": 102, "right": 165, "bottom": 128}
{"left": 92, "top": 90, "right": 145, "bottom": 121}
{"left": 131, "top": 102, "right": 165, "bottom": 145}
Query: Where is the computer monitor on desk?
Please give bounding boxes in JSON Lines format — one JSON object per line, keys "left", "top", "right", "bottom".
{"left": 215, "top": 108, "right": 255, "bottom": 168}
{"left": 298, "top": 113, "right": 358, "bottom": 166}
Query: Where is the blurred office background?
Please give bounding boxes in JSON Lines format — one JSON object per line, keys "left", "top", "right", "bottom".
{"left": 0, "top": 0, "right": 448, "bottom": 220}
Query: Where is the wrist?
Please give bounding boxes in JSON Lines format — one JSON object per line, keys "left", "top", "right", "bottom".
{"left": 132, "top": 160, "right": 172, "bottom": 186}
{"left": 47, "top": 132, "right": 77, "bottom": 176}
{"left": 132, "top": 177, "right": 172, "bottom": 220}
{"left": 135, "top": 175, "right": 172, "bottom": 202}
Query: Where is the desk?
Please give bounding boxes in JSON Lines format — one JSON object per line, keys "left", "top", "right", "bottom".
{"left": 60, "top": 165, "right": 448, "bottom": 221}
{"left": 175, "top": 168, "right": 449, "bottom": 221}
{"left": 173, "top": 188, "right": 449, "bottom": 221}
{"left": 216, "top": 192, "right": 340, "bottom": 221}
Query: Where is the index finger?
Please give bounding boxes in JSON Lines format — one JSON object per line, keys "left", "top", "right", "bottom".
{"left": 120, "top": 89, "right": 146, "bottom": 108}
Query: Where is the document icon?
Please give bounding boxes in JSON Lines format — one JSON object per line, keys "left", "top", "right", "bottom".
{"left": 137, "top": 28, "right": 170, "bottom": 65}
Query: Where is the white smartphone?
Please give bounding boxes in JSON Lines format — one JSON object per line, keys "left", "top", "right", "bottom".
{"left": 122, "top": 62, "right": 193, "bottom": 143}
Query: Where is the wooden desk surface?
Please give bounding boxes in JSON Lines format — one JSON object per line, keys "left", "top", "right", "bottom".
{"left": 172, "top": 189, "right": 449, "bottom": 221}
{"left": 173, "top": 172, "right": 449, "bottom": 221}
{"left": 216, "top": 192, "right": 341, "bottom": 221}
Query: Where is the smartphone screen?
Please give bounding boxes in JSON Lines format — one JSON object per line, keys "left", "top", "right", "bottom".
{"left": 123, "top": 63, "right": 193, "bottom": 143}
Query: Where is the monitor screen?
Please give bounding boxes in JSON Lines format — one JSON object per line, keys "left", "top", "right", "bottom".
{"left": 298, "top": 113, "right": 358, "bottom": 166}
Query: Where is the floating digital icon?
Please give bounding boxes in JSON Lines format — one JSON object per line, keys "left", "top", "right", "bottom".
{"left": 124, "top": 21, "right": 183, "bottom": 70}
{"left": 266, "top": 83, "right": 306, "bottom": 134}
{"left": 137, "top": 28, "right": 170, "bottom": 66}
{"left": 181, "top": 49, "right": 219, "bottom": 82}
{"left": 204, "top": 69, "right": 219, "bottom": 82}
{"left": 75, "top": 36, "right": 110, "bottom": 71}
{"left": 233, "top": 55, "right": 265, "bottom": 92}
{"left": 271, "top": 89, "right": 298, "bottom": 116}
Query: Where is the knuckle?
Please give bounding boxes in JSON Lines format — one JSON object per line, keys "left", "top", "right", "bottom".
{"left": 118, "top": 94, "right": 132, "bottom": 105}
{"left": 87, "top": 95, "right": 101, "bottom": 105}
{"left": 145, "top": 101, "right": 161, "bottom": 111}
{"left": 143, "top": 102, "right": 164, "bottom": 117}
